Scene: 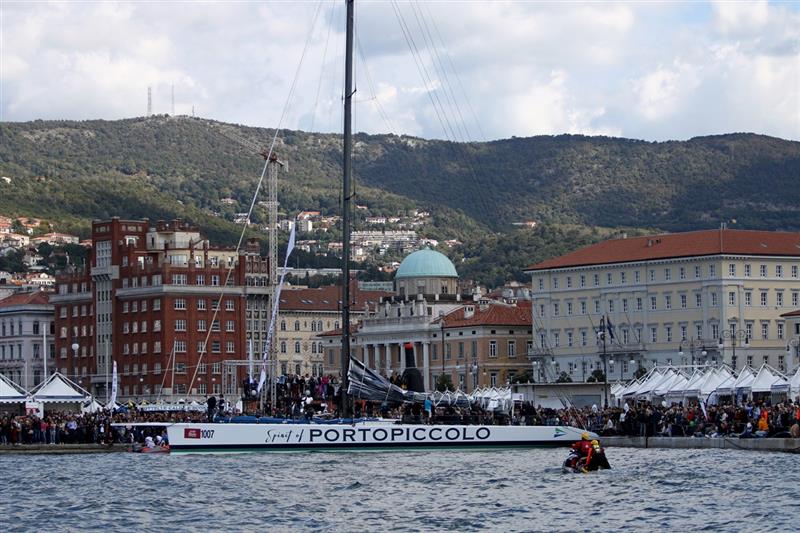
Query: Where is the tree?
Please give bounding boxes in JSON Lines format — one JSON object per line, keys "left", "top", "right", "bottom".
{"left": 435, "top": 374, "right": 454, "bottom": 392}
{"left": 586, "top": 369, "right": 606, "bottom": 383}
{"left": 555, "top": 371, "right": 573, "bottom": 383}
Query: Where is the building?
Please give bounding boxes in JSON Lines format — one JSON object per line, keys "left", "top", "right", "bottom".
{"left": 275, "top": 283, "right": 391, "bottom": 378}
{"left": 0, "top": 290, "right": 55, "bottom": 390}
{"left": 32, "top": 232, "right": 80, "bottom": 246}
{"left": 52, "top": 218, "right": 269, "bottom": 401}
{"left": 525, "top": 229, "right": 800, "bottom": 382}
{"left": 321, "top": 249, "right": 532, "bottom": 391}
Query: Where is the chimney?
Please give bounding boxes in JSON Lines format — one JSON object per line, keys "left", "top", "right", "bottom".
{"left": 464, "top": 305, "right": 475, "bottom": 319}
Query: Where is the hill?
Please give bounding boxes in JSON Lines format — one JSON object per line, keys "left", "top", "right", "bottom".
{"left": 1, "top": 117, "right": 798, "bottom": 284}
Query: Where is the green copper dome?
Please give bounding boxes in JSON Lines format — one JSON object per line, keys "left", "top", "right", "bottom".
{"left": 395, "top": 249, "right": 458, "bottom": 279}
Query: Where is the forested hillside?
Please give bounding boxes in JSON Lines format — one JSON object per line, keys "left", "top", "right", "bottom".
{"left": 1, "top": 116, "right": 797, "bottom": 285}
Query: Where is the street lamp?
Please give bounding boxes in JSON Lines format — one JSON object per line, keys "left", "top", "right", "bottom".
{"left": 678, "top": 338, "right": 706, "bottom": 368}
{"left": 596, "top": 319, "right": 609, "bottom": 409}
{"left": 719, "top": 328, "right": 749, "bottom": 370}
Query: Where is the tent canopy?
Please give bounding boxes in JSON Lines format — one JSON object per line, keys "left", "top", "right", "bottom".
{"left": 750, "top": 364, "right": 787, "bottom": 393}
{"left": 0, "top": 373, "right": 27, "bottom": 404}
{"left": 29, "top": 372, "right": 91, "bottom": 403}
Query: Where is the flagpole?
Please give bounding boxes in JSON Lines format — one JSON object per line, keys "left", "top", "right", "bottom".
{"left": 42, "top": 322, "right": 48, "bottom": 383}
{"left": 601, "top": 316, "right": 609, "bottom": 409}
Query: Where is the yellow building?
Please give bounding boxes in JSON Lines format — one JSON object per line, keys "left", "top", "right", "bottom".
{"left": 525, "top": 229, "right": 800, "bottom": 381}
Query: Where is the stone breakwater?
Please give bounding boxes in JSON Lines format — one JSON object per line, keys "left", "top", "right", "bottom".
{"left": 603, "top": 436, "right": 800, "bottom": 453}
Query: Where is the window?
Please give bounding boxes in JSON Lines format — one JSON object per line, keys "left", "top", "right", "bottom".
{"left": 622, "top": 329, "right": 629, "bottom": 344}
{"left": 553, "top": 303, "right": 559, "bottom": 317}
{"left": 538, "top": 278, "right": 544, "bottom": 291}
{"left": 172, "top": 274, "right": 187, "bottom": 285}
{"left": 746, "top": 323, "right": 754, "bottom": 339}
{"left": 665, "top": 268, "right": 671, "bottom": 281}
{"left": 664, "top": 295, "right": 671, "bottom": 310}
{"left": 744, "top": 264, "right": 751, "bottom": 277}
{"left": 650, "top": 296, "right": 657, "bottom": 310}
{"left": 634, "top": 271, "right": 640, "bottom": 283}
{"left": 566, "top": 302, "right": 573, "bottom": 315}
{"left": 762, "top": 323, "right": 769, "bottom": 339}
{"left": 174, "top": 298, "right": 187, "bottom": 310}
{"left": 553, "top": 278, "right": 559, "bottom": 289}
{"left": 793, "top": 265, "right": 799, "bottom": 278}
{"left": 508, "top": 340, "right": 516, "bottom": 357}
{"left": 226, "top": 299, "right": 235, "bottom": 311}
{"left": 680, "top": 325, "right": 687, "bottom": 341}
{"left": 175, "top": 319, "right": 186, "bottom": 331}
{"left": 744, "top": 291, "right": 753, "bottom": 306}
{"left": 175, "top": 341, "right": 187, "bottom": 353}
{"left": 709, "top": 265, "right": 715, "bottom": 277}
{"left": 760, "top": 264, "right": 767, "bottom": 277}
{"left": 226, "top": 320, "right": 235, "bottom": 332}
{"left": 636, "top": 298, "right": 643, "bottom": 311}
{"left": 580, "top": 301, "right": 587, "bottom": 315}
{"left": 650, "top": 327, "right": 657, "bottom": 343}
{"left": 566, "top": 276, "right": 572, "bottom": 288}
{"left": 212, "top": 320, "right": 220, "bottom": 332}
{"left": 141, "top": 300, "right": 147, "bottom": 312}
{"left": 694, "top": 265, "right": 701, "bottom": 278}
{"left": 198, "top": 320, "right": 207, "bottom": 332}
{"left": 294, "top": 341, "right": 301, "bottom": 353}
{"left": 489, "top": 340, "right": 497, "bottom": 358}
{"left": 211, "top": 275, "right": 220, "bottom": 286}
{"left": 594, "top": 300, "right": 600, "bottom": 314}
{"left": 197, "top": 299, "right": 207, "bottom": 311}
{"left": 538, "top": 305, "right": 545, "bottom": 317}
{"left": 553, "top": 332, "right": 560, "bottom": 347}
{"left": 777, "top": 292, "right": 784, "bottom": 307}
{"left": 620, "top": 272, "right": 626, "bottom": 284}
{"left": 153, "top": 320, "right": 161, "bottom": 332}
{"left": 728, "top": 264, "right": 736, "bottom": 277}
{"left": 679, "top": 267, "right": 686, "bottom": 279}
{"left": 711, "top": 324, "right": 719, "bottom": 339}
{"left": 794, "top": 292, "right": 799, "bottom": 307}
{"left": 696, "top": 324, "right": 703, "bottom": 339}
{"left": 608, "top": 300, "right": 614, "bottom": 312}
{"left": 226, "top": 341, "right": 235, "bottom": 353}
{"left": 777, "top": 322, "right": 784, "bottom": 340}
{"left": 196, "top": 274, "right": 205, "bottom": 285}
{"left": 778, "top": 354, "right": 786, "bottom": 372}
{"left": 123, "top": 302, "right": 129, "bottom": 313}
{"left": 280, "top": 341, "right": 286, "bottom": 354}
{"left": 580, "top": 331, "right": 587, "bottom": 346}
{"left": 711, "top": 292, "right": 717, "bottom": 306}
{"left": 606, "top": 273, "right": 612, "bottom": 285}
{"left": 680, "top": 294, "right": 687, "bottom": 309}
{"left": 649, "top": 269, "right": 655, "bottom": 282}
{"left": 197, "top": 341, "right": 206, "bottom": 354}
{"left": 760, "top": 292, "right": 767, "bottom": 306}
{"left": 593, "top": 274, "right": 599, "bottom": 287}
{"left": 580, "top": 275, "right": 586, "bottom": 287}
{"left": 212, "top": 341, "right": 221, "bottom": 353}
{"left": 622, "top": 299, "right": 628, "bottom": 312}
{"left": 566, "top": 332, "right": 573, "bottom": 347}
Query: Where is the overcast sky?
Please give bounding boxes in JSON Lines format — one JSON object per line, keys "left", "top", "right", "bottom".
{"left": 2, "top": 1, "right": 798, "bottom": 142}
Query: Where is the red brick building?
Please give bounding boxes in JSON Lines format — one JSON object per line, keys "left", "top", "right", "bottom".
{"left": 52, "top": 218, "right": 265, "bottom": 401}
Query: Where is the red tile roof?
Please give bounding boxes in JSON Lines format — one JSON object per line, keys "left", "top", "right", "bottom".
{"left": 526, "top": 229, "right": 800, "bottom": 271}
{"left": 0, "top": 291, "right": 52, "bottom": 308}
{"left": 443, "top": 301, "right": 532, "bottom": 328}
{"left": 780, "top": 309, "right": 800, "bottom": 318}
{"left": 279, "top": 283, "right": 392, "bottom": 312}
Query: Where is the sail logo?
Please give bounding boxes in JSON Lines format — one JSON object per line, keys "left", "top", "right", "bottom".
{"left": 553, "top": 428, "right": 566, "bottom": 439}
{"left": 184, "top": 428, "right": 202, "bottom": 439}
{"left": 306, "top": 426, "right": 491, "bottom": 444}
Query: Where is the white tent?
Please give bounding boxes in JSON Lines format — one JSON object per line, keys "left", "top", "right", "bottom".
{"left": 632, "top": 368, "right": 671, "bottom": 399}
{"left": 674, "top": 368, "right": 711, "bottom": 398}
{"left": 82, "top": 399, "right": 104, "bottom": 414}
{"left": 787, "top": 367, "right": 800, "bottom": 397}
{"left": 29, "top": 372, "right": 91, "bottom": 409}
{"left": 653, "top": 371, "right": 687, "bottom": 397}
{"left": 750, "top": 364, "right": 787, "bottom": 393}
{"left": 640, "top": 369, "right": 680, "bottom": 399}
{"left": 0, "top": 373, "right": 27, "bottom": 405}
{"left": 699, "top": 367, "right": 735, "bottom": 399}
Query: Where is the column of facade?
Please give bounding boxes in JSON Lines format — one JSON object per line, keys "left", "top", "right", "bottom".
{"left": 422, "top": 341, "right": 430, "bottom": 391}
{"left": 398, "top": 342, "right": 406, "bottom": 373}
{"left": 384, "top": 342, "right": 392, "bottom": 375}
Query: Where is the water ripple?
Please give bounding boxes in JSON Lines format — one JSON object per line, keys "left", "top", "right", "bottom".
{"left": 1, "top": 447, "right": 798, "bottom": 532}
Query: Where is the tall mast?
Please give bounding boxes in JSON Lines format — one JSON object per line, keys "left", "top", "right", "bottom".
{"left": 340, "top": 0, "right": 354, "bottom": 418}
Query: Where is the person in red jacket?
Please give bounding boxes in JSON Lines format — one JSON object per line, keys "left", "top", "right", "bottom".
{"left": 571, "top": 431, "right": 593, "bottom": 457}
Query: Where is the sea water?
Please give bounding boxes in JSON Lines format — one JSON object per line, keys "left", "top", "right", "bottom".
{"left": 1, "top": 447, "right": 797, "bottom": 532}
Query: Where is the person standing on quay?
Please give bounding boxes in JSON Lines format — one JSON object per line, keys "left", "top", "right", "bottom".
{"left": 207, "top": 395, "right": 217, "bottom": 422}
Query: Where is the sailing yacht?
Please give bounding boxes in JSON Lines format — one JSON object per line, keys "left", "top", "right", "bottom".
{"left": 166, "top": 0, "right": 592, "bottom": 453}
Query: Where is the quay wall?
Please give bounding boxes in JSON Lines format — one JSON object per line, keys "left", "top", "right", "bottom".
{"left": 603, "top": 436, "right": 800, "bottom": 453}
{"left": 0, "top": 444, "right": 128, "bottom": 454}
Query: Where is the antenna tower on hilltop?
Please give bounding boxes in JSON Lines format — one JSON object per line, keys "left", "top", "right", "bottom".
{"left": 171, "top": 84, "right": 175, "bottom": 115}
{"left": 147, "top": 87, "right": 152, "bottom": 116}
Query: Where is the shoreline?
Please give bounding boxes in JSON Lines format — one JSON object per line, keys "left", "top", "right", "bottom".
{"left": 0, "top": 443, "right": 129, "bottom": 454}
{"left": 603, "top": 436, "right": 800, "bottom": 453}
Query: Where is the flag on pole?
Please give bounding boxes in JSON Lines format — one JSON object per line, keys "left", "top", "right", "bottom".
{"left": 606, "top": 315, "right": 615, "bottom": 341}
{"left": 248, "top": 339, "right": 254, "bottom": 383}
{"left": 257, "top": 223, "right": 297, "bottom": 393}
{"left": 109, "top": 360, "right": 118, "bottom": 408}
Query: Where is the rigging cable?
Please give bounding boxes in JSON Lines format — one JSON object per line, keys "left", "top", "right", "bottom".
{"left": 187, "top": 0, "right": 326, "bottom": 395}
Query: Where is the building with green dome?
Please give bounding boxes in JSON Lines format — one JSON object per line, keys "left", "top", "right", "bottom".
{"left": 394, "top": 248, "right": 459, "bottom": 298}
